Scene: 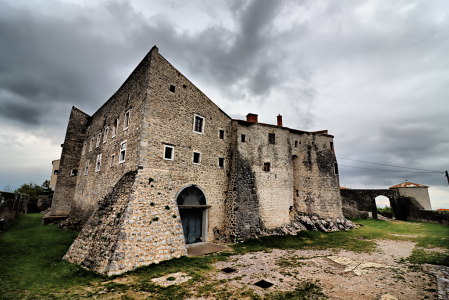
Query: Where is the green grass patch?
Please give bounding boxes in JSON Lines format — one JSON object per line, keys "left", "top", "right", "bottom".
{"left": 0, "top": 214, "right": 104, "bottom": 299}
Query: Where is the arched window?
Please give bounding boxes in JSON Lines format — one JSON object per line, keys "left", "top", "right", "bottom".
{"left": 177, "top": 185, "right": 206, "bottom": 206}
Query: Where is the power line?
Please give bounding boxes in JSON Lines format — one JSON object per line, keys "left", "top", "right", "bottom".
{"left": 339, "top": 164, "right": 442, "bottom": 173}
{"left": 337, "top": 157, "right": 444, "bottom": 173}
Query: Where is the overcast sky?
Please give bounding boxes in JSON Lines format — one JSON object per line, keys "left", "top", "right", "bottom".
{"left": 1, "top": 0, "right": 448, "bottom": 209}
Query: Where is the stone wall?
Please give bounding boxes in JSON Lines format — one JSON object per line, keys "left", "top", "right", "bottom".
{"left": 341, "top": 189, "right": 399, "bottom": 219}
{"left": 0, "top": 192, "right": 29, "bottom": 225}
{"left": 290, "top": 130, "right": 342, "bottom": 219}
{"left": 51, "top": 107, "right": 91, "bottom": 216}
{"left": 64, "top": 169, "right": 186, "bottom": 275}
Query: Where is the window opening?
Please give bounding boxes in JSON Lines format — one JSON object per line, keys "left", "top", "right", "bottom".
{"left": 164, "top": 145, "right": 174, "bottom": 160}
{"left": 334, "top": 162, "right": 339, "bottom": 175}
{"left": 263, "top": 162, "right": 271, "bottom": 172}
{"left": 296, "top": 190, "right": 299, "bottom": 196}
{"left": 84, "top": 160, "right": 89, "bottom": 175}
{"left": 103, "top": 127, "right": 109, "bottom": 143}
{"left": 218, "top": 157, "right": 224, "bottom": 168}
{"left": 112, "top": 118, "right": 118, "bottom": 137}
{"left": 330, "top": 142, "right": 334, "bottom": 151}
{"left": 295, "top": 141, "right": 298, "bottom": 147}
{"left": 119, "top": 140, "right": 127, "bottom": 163}
{"left": 268, "top": 133, "right": 275, "bottom": 144}
{"left": 79, "top": 168, "right": 83, "bottom": 176}
{"left": 70, "top": 169, "right": 78, "bottom": 177}
{"left": 82, "top": 142, "right": 87, "bottom": 155}
{"left": 89, "top": 138, "right": 93, "bottom": 151}
{"left": 193, "top": 115, "right": 204, "bottom": 133}
{"left": 95, "top": 154, "right": 102, "bottom": 172}
{"left": 219, "top": 129, "right": 225, "bottom": 139}
{"left": 54, "top": 170, "right": 59, "bottom": 175}
{"left": 124, "top": 110, "right": 130, "bottom": 130}
{"left": 169, "top": 85, "right": 175, "bottom": 93}
{"left": 96, "top": 133, "right": 101, "bottom": 148}
{"left": 241, "top": 134, "right": 246, "bottom": 143}
{"left": 110, "top": 154, "right": 115, "bottom": 167}
{"left": 193, "top": 152, "right": 201, "bottom": 164}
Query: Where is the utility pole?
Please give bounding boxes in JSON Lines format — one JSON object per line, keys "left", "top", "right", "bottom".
{"left": 446, "top": 170, "right": 449, "bottom": 185}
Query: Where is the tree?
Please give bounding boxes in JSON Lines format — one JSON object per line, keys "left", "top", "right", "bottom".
{"left": 15, "top": 181, "right": 53, "bottom": 213}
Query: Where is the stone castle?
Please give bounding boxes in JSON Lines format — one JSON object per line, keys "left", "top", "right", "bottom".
{"left": 49, "top": 46, "right": 344, "bottom": 275}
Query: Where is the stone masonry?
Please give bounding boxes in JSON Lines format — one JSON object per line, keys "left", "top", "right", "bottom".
{"left": 52, "top": 45, "right": 346, "bottom": 275}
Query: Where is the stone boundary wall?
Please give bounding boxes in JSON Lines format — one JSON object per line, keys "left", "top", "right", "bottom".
{"left": 0, "top": 192, "right": 29, "bottom": 225}
{"left": 341, "top": 189, "right": 399, "bottom": 219}
{"left": 64, "top": 168, "right": 186, "bottom": 275}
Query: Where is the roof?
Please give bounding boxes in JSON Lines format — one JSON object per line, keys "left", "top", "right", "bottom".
{"left": 389, "top": 182, "right": 429, "bottom": 189}
{"left": 340, "top": 186, "right": 349, "bottom": 189}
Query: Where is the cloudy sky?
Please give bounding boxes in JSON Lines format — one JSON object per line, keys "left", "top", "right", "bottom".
{"left": 1, "top": 0, "right": 448, "bottom": 208}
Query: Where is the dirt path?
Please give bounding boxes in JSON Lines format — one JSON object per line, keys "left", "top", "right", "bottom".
{"left": 206, "top": 239, "right": 438, "bottom": 299}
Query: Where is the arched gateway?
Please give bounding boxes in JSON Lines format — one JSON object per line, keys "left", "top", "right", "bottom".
{"left": 176, "top": 185, "right": 209, "bottom": 244}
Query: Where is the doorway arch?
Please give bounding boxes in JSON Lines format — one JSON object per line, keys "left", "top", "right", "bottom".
{"left": 176, "top": 184, "right": 209, "bottom": 244}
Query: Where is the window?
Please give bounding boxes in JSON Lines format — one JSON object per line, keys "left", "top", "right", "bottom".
{"left": 334, "top": 162, "right": 339, "bottom": 175}
{"left": 164, "top": 145, "right": 174, "bottom": 160}
{"left": 95, "top": 154, "right": 102, "bottom": 172}
{"left": 112, "top": 118, "right": 118, "bottom": 137}
{"left": 89, "top": 138, "right": 93, "bottom": 151}
{"left": 103, "top": 127, "right": 109, "bottom": 143}
{"left": 84, "top": 160, "right": 89, "bottom": 175}
{"left": 96, "top": 133, "right": 101, "bottom": 148}
{"left": 263, "top": 162, "right": 270, "bottom": 172}
{"left": 193, "top": 115, "right": 204, "bottom": 134}
{"left": 268, "top": 133, "right": 275, "bottom": 144}
{"left": 218, "top": 157, "right": 225, "bottom": 168}
{"left": 119, "top": 140, "right": 127, "bottom": 163}
{"left": 219, "top": 129, "right": 225, "bottom": 140}
{"left": 70, "top": 169, "right": 78, "bottom": 177}
{"left": 110, "top": 154, "right": 115, "bottom": 167}
{"left": 54, "top": 170, "right": 59, "bottom": 175}
{"left": 82, "top": 142, "right": 87, "bottom": 155}
{"left": 241, "top": 134, "right": 246, "bottom": 143}
{"left": 124, "top": 110, "right": 130, "bottom": 130}
{"left": 79, "top": 168, "right": 83, "bottom": 176}
{"left": 169, "top": 85, "right": 175, "bottom": 93}
{"left": 193, "top": 152, "right": 201, "bottom": 164}
{"left": 296, "top": 190, "right": 299, "bottom": 196}
{"left": 330, "top": 142, "right": 334, "bottom": 151}
{"left": 295, "top": 141, "right": 298, "bottom": 147}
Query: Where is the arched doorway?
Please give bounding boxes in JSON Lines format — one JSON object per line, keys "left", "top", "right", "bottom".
{"left": 176, "top": 185, "right": 209, "bottom": 244}
{"left": 375, "top": 195, "right": 392, "bottom": 219}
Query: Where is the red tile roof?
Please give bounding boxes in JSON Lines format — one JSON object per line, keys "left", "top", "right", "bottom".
{"left": 389, "top": 182, "right": 429, "bottom": 189}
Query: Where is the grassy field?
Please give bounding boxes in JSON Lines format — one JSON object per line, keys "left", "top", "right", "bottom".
{"left": 1, "top": 214, "right": 448, "bottom": 299}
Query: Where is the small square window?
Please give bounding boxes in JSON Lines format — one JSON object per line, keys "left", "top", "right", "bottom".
{"left": 219, "top": 129, "right": 225, "bottom": 140}
{"left": 263, "top": 162, "right": 270, "bottom": 172}
{"left": 169, "top": 85, "right": 175, "bottom": 93}
{"left": 54, "top": 170, "right": 59, "bottom": 175}
{"left": 268, "top": 133, "right": 275, "bottom": 144}
{"left": 124, "top": 110, "right": 130, "bottom": 130}
{"left": 295, "top": 141, "right": 298, "bottom": 147}
{"left": 334, "top": 162, "right": 339, "bottom": 175}
{"left": 218, "top": 157, "right": 225, "bottom": 168}
{"left": 103, "top": 127, "right": 109, "bottom": 143}
{"left": 164, "top": 145, "right": 174, "bottom": 161}
{"left": 96, "top": 133, "right": 101, "bottom": 148}
{"left": 95, "top": 154, "right": 102, "bottom": 172}
{"left": 193, "top": 152, "right": 201, "bottom": 164}
{"left": 110, "top": 154, "right": 115, "bottom": 167}
{"left": 71, "top": 169, "right": 78, "bottom": 177}
{"left": 119, "top": 140, "right": 127, "bottom": 163}
{"left": 241, "top": 134, "right": 246, "bottom": 143}
{"left": 193, "top": 115, "right": 204, "bottom": 134}
{"left": 84, "top": 160, "right": 89, "bottom": 175}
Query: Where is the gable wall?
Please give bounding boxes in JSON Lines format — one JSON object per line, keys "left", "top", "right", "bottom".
{"left": 139, "top": 50, "right": 233, "bottom": 242}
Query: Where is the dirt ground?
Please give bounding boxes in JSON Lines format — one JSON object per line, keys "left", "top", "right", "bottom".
{"left": 200, "top": 239, "right": 438, "bottom": 300}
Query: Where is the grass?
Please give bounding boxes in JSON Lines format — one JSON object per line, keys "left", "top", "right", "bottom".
{"left": 1, "top": 214, "right": 448, "bottom": 299}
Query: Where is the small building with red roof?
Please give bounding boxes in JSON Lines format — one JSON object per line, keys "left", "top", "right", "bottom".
{"left": 389, "top": 180, "right": 432, "bottom": 210}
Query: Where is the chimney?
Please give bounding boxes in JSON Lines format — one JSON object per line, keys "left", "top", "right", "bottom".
{"left": 246, "top": 113, "right": 258, "bottom": 123}
{"left": 277, "top": 114, "right": 283, "bottom": 127}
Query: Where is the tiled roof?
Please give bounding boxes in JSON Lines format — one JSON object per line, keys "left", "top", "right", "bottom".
{"left": 389, "top": 182, "right": 429, "bottom": 189}
{"left": 340, "top": 186, "right": 349, "bottom": 189}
